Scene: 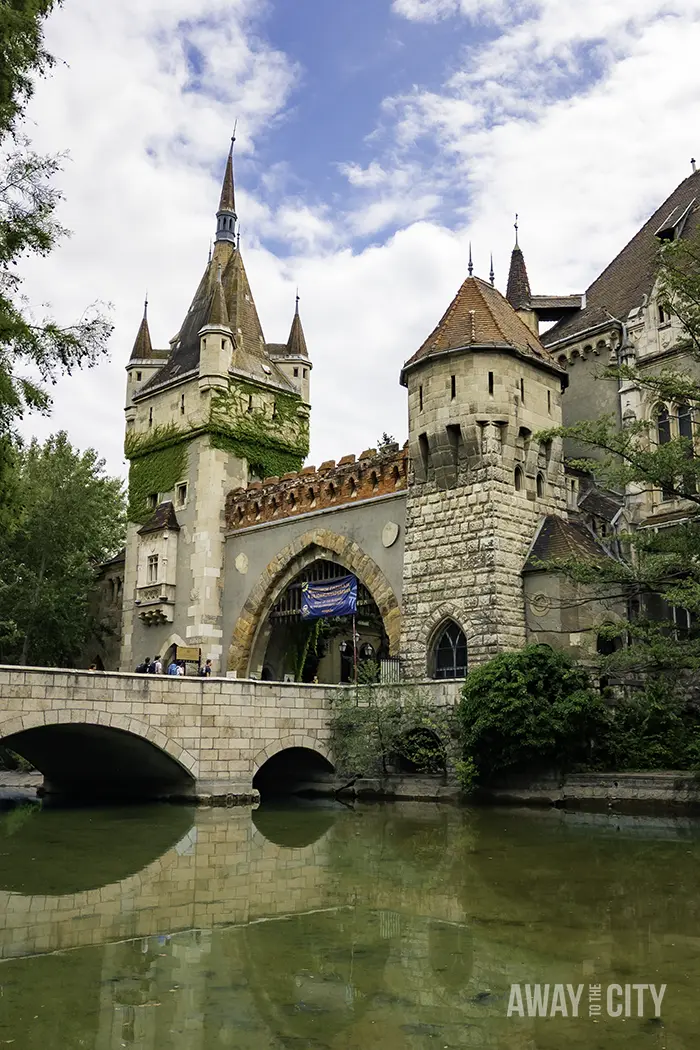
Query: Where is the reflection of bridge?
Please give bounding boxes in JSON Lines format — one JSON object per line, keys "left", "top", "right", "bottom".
{"left": 0, "top": 666, "right": 461, "bottom": 801}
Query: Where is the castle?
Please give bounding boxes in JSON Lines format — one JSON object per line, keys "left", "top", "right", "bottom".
{"left": 92, "top": 142, "right": 700, "bottom": 682}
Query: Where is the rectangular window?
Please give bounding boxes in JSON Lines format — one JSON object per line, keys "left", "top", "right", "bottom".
{"left": 136, "top": 371, "right": 142, "bottom": 382}
{"left": 446, "top": 424, "right": 461, "bottom": 473}
{"left": 488, "top": 371, "right": 494, "bottom": 396}
{"left": 419, "top": 385, "right": 423, "bottom": 411}
{"left": 520, "top": 378, "right": 525, "bottom": 403}
{"left": 148, "top": 407, "right": 153, "bottom": 428}
{"left": 147, "top": 493, "right": 158, "bottom": 510}
{"left": 547, "top": 389, "right": 551, "bottom": 414}
{"left": 176, "top": 483, "right": 188, "bottom": 507}
{"left": 147, "top": 555, "right": 159, "bottom": 583}
{"left": 451, "top": 375, "right": 456, "bottom": 399}
{"left": 180, "top": 394, "right": 185, "bottom": 416}
{"left": 247, "top": 395, "right": 253, "bottom": 413}
{"left": 303, "top": 368, "right": 307, "bottom": 379}
{"left": 293, "top": 367, "right": 299, "bottom": 377}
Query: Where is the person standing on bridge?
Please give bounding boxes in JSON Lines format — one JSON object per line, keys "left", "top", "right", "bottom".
{"left": 167, "top": 659, "right": 179, "bottom": 675}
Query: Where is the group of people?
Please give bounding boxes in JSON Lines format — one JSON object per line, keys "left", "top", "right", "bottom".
{"left": 135, "top": 656, "right": 213, "bottom": 677}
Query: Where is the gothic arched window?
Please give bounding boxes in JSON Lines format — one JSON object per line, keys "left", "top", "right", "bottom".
{"left": 677, "top": 403, "right": 696, "bottom": 494}
{"left": 432, "top": 621, "right": 468, "bottom": 679}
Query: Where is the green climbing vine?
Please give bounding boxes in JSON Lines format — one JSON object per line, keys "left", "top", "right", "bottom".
{"left": 127, "top": 443, "right": 188, "bottom": 523}
{"left": 210, "top": 381, "right": 309, "bottom": 480}
{"left": 124, "top": 378, "right": 309, "bottom": 521}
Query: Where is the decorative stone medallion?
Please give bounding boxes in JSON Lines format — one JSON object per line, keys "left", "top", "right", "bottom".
{"left": 529, "top": 592, "right": 551, "bottom": 615}
{"left": 382, "top": 521, "right": 400, "bottom": 548}
{"left": 235, "top": 552, "right": 249, "bottom": 574}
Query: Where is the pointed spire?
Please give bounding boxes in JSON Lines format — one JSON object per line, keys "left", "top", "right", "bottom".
{"left": 218, "top": 130, "right": 236, "bottom": 212}
{"left": 130, "top": 297, "right": 153, "bottom": 360}
{"left": 506, "top": 219, "right": 532, "bottom": 310}
{"left": 489, "top": 253, "right": 495, "bottom": 286}
{"left": 215, "top": 129, "right": 237, "bottom": 244}
{"left": 286, "top": 290, "right": 308, "bottom": 359}
{"left": 468, "top": 243, "right": 474, "bottom": 277}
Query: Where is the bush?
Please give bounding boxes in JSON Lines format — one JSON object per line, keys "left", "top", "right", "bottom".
{"left": 458, "top": 645, "right": 607, "bottom": 783}
{"left": 599, "top": 679, "right": 700, "bottom": 772}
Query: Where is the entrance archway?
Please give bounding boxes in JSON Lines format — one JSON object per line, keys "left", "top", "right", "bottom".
{"left": 229, "top": 529, "right": 401, "bottom": 679}
{"left": 253, "top": 559, "right": 388, "bottom": 684}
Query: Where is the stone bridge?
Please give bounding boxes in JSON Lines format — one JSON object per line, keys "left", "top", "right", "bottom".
{"left": 0, "top": 667, "right": 461, "bottom": 801}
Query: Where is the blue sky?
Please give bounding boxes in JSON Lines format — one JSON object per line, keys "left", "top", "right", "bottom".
{"left": 18, "top": 0, "right": 700, "bottom": 476}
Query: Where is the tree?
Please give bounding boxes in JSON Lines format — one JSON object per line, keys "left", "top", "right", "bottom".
{"left": 537, "top": 226, "right": 700, "bottom": 675}
{"left": 458, "top": 646, "right": 606, "bottom": 784}
{"left": 0, "top": 1, "right": 112, "bottom": 451}
{"left": 376, "top": 432, "right": 396, "bottom": 450}
{"left": 0, "top": 432, "right": 125, "bottom": 667}
{"left": 329, "top": 681, "right": 458, "bottom": 777}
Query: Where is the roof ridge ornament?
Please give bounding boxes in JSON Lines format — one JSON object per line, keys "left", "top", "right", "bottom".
{"left": 514, "top": 213, "right": 519, "bottom": 248}
{"left": 489, "top": 252, "right": 495, "bottom": 286}
{"left": 468, "top": 242, "right": 474, "bottom": 277}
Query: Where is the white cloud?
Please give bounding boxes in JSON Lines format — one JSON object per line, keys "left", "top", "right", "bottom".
{"left": 15, "top": 0, "right": 700, "bottom": 494}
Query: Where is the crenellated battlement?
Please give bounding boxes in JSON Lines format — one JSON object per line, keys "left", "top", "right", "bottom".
{"left": 226, "top": 443, "right": 408, "bottom": 531}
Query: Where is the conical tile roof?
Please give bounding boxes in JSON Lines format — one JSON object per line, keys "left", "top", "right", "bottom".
{"left": 401, "top": 275, "right": 562, "bottom": 382}
{"left": 129, "top": 305, "right": 153, "bottom": 361}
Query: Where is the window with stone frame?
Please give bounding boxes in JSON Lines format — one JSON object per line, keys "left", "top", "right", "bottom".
{"left": 432, "top": 620, "right": 468, "bottom": 679}
{"left": 147, "top": 555, "right": 159, "bottom": 583}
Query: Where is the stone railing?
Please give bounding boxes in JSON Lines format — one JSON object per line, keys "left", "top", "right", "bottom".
{"left": 225, "top": 443, "right": 408, "bottom": 531}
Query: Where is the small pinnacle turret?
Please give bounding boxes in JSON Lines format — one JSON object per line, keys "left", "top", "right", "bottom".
{"left": 216, "top": 134, "right": 237, "bottom": 245}
{"left": 506, "top": 220, "right": 532, "bottom": 310}
{"left": 130, "top": 298, "right": 153, "bottom": 360}
{"left": 286, "top": 292, "right": 308, "bottom": 358}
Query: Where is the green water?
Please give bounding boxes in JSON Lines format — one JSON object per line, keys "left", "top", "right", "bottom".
{"left": 0, "top": 800, "right": 698, "bottom": 1048}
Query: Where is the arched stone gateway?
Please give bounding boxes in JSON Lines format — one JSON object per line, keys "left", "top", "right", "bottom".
{"left": 228, "top": 528, "right": 402, "bottom": 677}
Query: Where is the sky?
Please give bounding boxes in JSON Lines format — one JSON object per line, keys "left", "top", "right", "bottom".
{"left": 16, "top": 0, "right": 700, "bottom": 479}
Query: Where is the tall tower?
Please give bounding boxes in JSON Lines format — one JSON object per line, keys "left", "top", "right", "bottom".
{"left": 399, "top": 265, "right": 567, "bottom": 678}
{"left": 120, "top": 140, "right": 310, "bottom": 672}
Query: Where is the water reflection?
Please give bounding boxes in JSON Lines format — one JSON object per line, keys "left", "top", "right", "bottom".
{"left": 0, "top": 803, "right": 699, "bottom": 1048}
{"left": 0, "top": 803, "right": 195, "bottom": 895}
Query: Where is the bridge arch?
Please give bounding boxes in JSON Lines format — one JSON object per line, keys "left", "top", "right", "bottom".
{"left": 0, "top": 710, "right": 198, "bottom": 800}
{"left": 252, "top": 738, "right": 334, "bottom": 802}
{"left": 228, "top": 527, "right": 402, "bottom": 677}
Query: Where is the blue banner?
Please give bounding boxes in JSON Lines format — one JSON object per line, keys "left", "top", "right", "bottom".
{"left": 301, "top": 576, "right": 357, "bottom": 620}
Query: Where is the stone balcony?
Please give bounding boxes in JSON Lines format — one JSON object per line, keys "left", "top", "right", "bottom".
{"left": 135, "top": 582, "right": 176, "bottom": 624}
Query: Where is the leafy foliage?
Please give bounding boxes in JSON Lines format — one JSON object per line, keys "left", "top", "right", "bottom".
{"left": 0, "top": 432, "right": 125, "bottom": 667}
{"left": 0, "top": 0, "right": 59, "bottom": 137}
{"left": 330, "top": 683, "right": 458, "bottom": 777}
{"left": 458, "top": 645, "right": 607, "bottom": 783}
{"left": 1, "top": 3, "right": 113, "bottom": 441}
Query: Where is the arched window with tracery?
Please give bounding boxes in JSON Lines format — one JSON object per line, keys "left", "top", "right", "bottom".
{"left": 432, "top": 620, "right": 468, "bottom": 679}
{"left": 657, "top": 404, "right": 673, "bottom": 501}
